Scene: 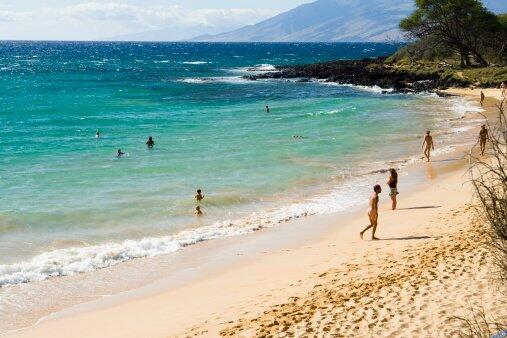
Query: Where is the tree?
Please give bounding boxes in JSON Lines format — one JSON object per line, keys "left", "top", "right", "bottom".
{"left": 400, "top": 0, "right": 503, "bottom": 67}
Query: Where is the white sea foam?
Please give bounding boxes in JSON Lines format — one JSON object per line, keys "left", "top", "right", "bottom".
{"left": 0, "top": 172, "right": 373, "bottom": 287}
{"left": 449, "top": 96, "right": 484, "bottom": 115}
{"left": 316, "top": 80, "right": 394, "bottom": 94}
{"left": 179, "top": 78, "right": 208, "bottom": 84}
{"left": 306, "top": 108, "right": 344, "bottom": 117}
{"left": 178, "top": 76, "right": 253, "bottom": 85}
{"left": 228, "top": 64, "right": 278, "bottom": 74}
{"left": 181, "top": 61, "right": 209, "bottom": 65}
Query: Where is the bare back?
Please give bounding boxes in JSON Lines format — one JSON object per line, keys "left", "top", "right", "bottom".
{"left": 479, "top": 128, "right": 488, "bottom": 140}
{"left": 424, "top": 135, "right": 433, "bottom": 148}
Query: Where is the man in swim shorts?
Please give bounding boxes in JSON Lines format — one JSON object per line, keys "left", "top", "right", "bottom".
{"left": 479, "top": 124, "right": 488, "bottom": 156}
{"left": 422, "top": 131, "right": 434, "bottom": 162}
{"left": 360, "top": 184, "right": 382, "bottom": 240}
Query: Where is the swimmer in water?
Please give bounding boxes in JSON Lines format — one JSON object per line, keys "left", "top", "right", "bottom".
{"left": 117, "top": 149, "right": 125, "bottom": 157}
{"left": 95, "top": 130, "right": 100, "bottom": 138}
{"left": 195, "top": 189, "right": 205, "bottom": 203}
{"left": 146, "top": 136, "right": 155, "bottom": 148}
{"left": 266, "top": 105, "right": 270, "bottom": 113}
{"left": 195, "top": 205, "right": 203, "bottom": 216}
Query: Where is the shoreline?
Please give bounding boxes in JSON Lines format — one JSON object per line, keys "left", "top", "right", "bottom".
{"left": 3, "top": 89, "right": 503, "bottom": 337}
{"left": 0, "top": 91, "right": 473, "bottom": 288}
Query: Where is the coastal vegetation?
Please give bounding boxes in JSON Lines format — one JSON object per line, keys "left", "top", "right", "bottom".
{"left": 399, "top": 0, "right": 506, "bottom": 67}
{"left": 463, "top": 102, "right": 507, "bottom": 337}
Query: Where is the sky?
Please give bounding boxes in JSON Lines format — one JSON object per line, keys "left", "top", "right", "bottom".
{"left": 0, "top": 0, "right": 313, "bottom": 41}
{"left": 1, "top": 0, "right": 505, "bottom": 41}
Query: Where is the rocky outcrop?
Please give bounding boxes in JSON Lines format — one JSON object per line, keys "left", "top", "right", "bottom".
{"left": 247, "top": 57, "right": 471, "bottom": 93}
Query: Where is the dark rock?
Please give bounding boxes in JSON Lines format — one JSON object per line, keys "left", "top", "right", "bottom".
{"left": 245, "top": 57, "right": 471, "bottom": 93}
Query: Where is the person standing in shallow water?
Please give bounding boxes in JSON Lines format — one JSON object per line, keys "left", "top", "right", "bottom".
{"left": 265, "top": 105, "right": 270, "bottom": 113}
{"left": 360, "top": 184, "right": 382, "bottom": 240}
{"left": 480, "top": 91, "right": 485, "bottom": 106}
{"left": 387, "top": 168, "right": 399, "bottom": 210}
{"left": 422, "top": 131, "right": 434, "bottom": 162}
{"left": 479, "top": 124, "right": 488, "bottom": 156}
{"left": 195, "top": 189, "right": 204, "bottom": 203}
{"left": 146, "top": 136, "right": 155, "bottom": 148}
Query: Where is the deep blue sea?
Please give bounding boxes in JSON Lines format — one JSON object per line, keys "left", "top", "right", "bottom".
{"left": 0, "top": 41, "right": 479, "bottom": 287}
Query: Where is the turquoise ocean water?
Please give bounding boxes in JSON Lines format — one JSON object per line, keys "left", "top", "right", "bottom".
{"left": 0, "top": 42, "right": 480, "bottom": 286}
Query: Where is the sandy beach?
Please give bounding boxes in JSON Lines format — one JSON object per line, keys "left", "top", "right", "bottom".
{"left": 6, "top": 89, "right": 506, "bottom": 338}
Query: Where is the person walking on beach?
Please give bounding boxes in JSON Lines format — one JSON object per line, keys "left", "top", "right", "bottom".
{"left": 195, "top": 189, "right": 205, "bottom": 203}
{"left": 480, "top": 91, "right": 485, "bottom": 106}
{"left": 422, "top": 131, "right": 434, "bottom": 162}
{"left": 146, "top": 136, "right": 155, "bottom": 148}
{"left": 387, "top": 168, "right": 399, "bottom": 210}
{"left": 360, "top": 184, "right": 382, "bottom": 241}
{"left": 501, "top": 82, "right": 506, "bottom": 97}
{"left": 479, "top": 124, "right": 488, "bottom": 156}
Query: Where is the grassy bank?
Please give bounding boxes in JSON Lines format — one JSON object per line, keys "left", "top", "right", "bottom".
{"left": 386, "top": 57, "right": 507, "bottom": 88}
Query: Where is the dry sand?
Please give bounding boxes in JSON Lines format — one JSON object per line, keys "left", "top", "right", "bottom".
{"left": 7, "top": 89, "right": 507, "bottom": 338}
{"left": 443, "top": 87, "right": 506, "bottom": 102}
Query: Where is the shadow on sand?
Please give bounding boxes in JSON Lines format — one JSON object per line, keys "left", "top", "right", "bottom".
{"left": 397, "top": 205, "right": 442, "bottom": 210}
{"left": 430, "top": 157, "right": 465, "bottom": 162}
{"left": 380, "top": 235, "right": 441, "bottom": 241}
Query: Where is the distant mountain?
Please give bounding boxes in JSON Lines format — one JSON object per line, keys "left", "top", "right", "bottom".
{"left": 190, "top": 0, "right": 507, "bottom": 43}
{"left": 191, "top": 0, "right": 413, "bottom": 42}
{"left": 110, "top": 26, "right": 230, "bottom": 42}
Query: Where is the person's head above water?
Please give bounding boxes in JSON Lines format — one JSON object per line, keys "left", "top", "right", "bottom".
{"left": 149, "top": 136, "right": 153, "bottom": 140}
{"left": 374, "top": 184, "right": 382, "bottom": 193}
{"left": 197, "top": 189, "right": 202, "bottom": 194}
{"left": 426, "top": 130, "right": 431, "bottom": 135}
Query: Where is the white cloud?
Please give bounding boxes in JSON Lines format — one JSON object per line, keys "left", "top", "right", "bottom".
{"left": 0, "top": 2, "right": 277, "bottom": 39}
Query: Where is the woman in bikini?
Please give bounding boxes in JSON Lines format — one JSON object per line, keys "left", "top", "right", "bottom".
{"left": 387, "top": 168, "right": 398, "bottom": 210}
